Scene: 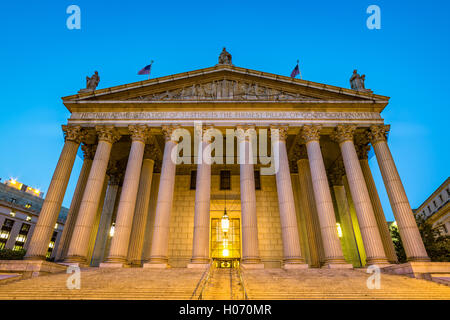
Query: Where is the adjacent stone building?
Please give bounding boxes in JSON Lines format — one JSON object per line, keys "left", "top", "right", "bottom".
{"left": 0, "top": 179, "right": 67, "bottom": 258}
{"left": 21, "top": 50, "right": 431, "bottom": 270}
{"left": 414, "top": 177, "right": 450, "bottom": 236}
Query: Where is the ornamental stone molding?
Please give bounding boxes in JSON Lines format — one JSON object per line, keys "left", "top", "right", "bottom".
{"left": 368, "top": 124, "right": 390, "bottom": 144}
{"left": 270, "top": 125, "right": 289, "bottom": 141}
{"left": 128, "top": 125, "right": 150, "bottom": 143}
{"left": 95, "top": 125, "right": 121, "bottom": 144}
{"left": 81, "top": 144, "right": 97, "bottom": 160}
{"left": 300, "top": 125, "right": 322, "bottom": 143}
{"left": 70, "top": 111, "right": 382, "bottom": 122}
{"left": 331, "top": 124, "right": 357, "bottom": 144}
{"left": 62, "top": 125, "right": 85, "bottom": 144}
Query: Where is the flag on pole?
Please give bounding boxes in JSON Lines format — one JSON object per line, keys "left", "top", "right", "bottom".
{"left": 290, "top": 60, "right": 300, "bottom": 78}
{"left": 138, "top": 60, "right": 154, "bottom": 77}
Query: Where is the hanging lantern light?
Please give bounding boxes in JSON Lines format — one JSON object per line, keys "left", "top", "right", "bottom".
{"left": 221, "top": 210, "right": 230, "bottom": 233}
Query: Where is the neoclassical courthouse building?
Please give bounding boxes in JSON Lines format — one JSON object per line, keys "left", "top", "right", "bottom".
{"left": 21, "top": 50, "right": 431, "bottom": 270}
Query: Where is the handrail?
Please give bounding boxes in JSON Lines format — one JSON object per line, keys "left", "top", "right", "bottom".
{"left": 237, "top": 264, "right": 249, "bottom": 300}
{"left": 190, "top": 262, "right": 213, "bottom": 300}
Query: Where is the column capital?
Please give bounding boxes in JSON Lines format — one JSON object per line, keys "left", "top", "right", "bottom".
{"left": 300, "top": 125, "right": 322, "bottom": 143}
{"left": 270, "top": 125, "right": 289, "bottom": 141}
{"left": 161, "top": 125, "right": 180, "bottom": 142}
{"left": 236, "top": 125, "right": 256, "bottom": 141}
{"left": 201, "top": 125, "right": 216, "bottom": 143}
{"left": 128, "top": 125, "right": 150, "bottom": 143}
{"left": 368, "top": 125, "right": 390, "bottom": 144}
{"left": 328, "top": 160, "right": 345, "bottom": 186}
{"left": 96, "top": 126, "right": 121, "bottom": 144}
{"left": 354, "top": 134, "right": 371, "bottom": 160}
{"left": 331, "top": 124, "right": 356, "bottom": 145}
{"left": 144, "top": 143, "right": 160, "bottom": 160}
{"left": 62, "top": 125, "right": 85, "bottom": 144}
{"left": 81, "top": 144, "right": 97, "bottom": 160}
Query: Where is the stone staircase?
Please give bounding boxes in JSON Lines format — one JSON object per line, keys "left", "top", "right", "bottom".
{"left": 1, "top": 267, "right": 449, "bottom": 300}
{"left": 0, "top": 267, "right": 205, "bottom": 300}
{"left": 241, "top": 268, "right": 450, "bottom": 300}
{"left": 199, "top": 267, "right": 245, "bottom": 300}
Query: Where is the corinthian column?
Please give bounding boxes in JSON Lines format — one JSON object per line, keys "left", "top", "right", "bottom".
{"left": 127, "top": 143, "right": 158, "bottom": 266}
{"left": 296, "top": 148, "right": 324, "bottom": 267}
{"left": 369, "top": 125, "right": 429, "bottom": 261}
{"left": 101, "top": 125, "right": 149, "bottom": 267}
{"left": 355, "top": 136, "right": 398, "bottom": 264}
{"left": 237, "top": 125, "right": 263, "bottom": 268}
{"left": 272, "top": 126, "right": 307, "bottom": 269}
{"left": 300, "top": 125, "right": 350, "bottom": 268}
{"left": 144, "top": 126, "right": 179, "bottom": 268}
{"left": 64, "top": 126, "right": 120, "bottom": 265}
{"left": 331, "top": 125, "right": 389, "bottom": 266}
{"left": 25, "top": 125, "right": 84, "bottom": 261}
{"left": 189, "top": 127, "right": 213, "bottom": 267}
{"left": 55, "top": 144, "right": 95, "bottom": 261}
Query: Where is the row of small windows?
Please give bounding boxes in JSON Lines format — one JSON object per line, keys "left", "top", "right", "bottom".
{"left": 190, "top": 170, "right": 261, "bottom": 191}
{"left": 421, "top": 187, "right": 449, "bottom": 217}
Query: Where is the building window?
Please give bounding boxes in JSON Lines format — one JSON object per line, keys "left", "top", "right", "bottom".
{"left": 46, "top": 231, "right": 58, "bottom": 259}
{"left": 254, "top": 170, "right": 261, "bottom": 190}
{"left": 0, "top": 219, "right": 15, "bottom": 249}
{"left": 220, "top": 170, "right": 231, "bottom": 190}
{"left": 13, "top": 223, "right": 31, "bottom": 251}
{"left": 190, "top": 170, "right": 197, "bottom": 190}
{"left": 25, "top": 203, "right": 32, "bottom": 209}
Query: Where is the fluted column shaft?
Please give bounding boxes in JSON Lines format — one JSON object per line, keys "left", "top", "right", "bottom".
{"left": 301, "top": 125, "right": 347, "bottom": 266}
{"left": 55, "top": 146, "right": 94, "bottom": 261}
{"left": 146, "top": 127, "right": 178, "bottom": 266}
{"left": 127, "top": 155, "right": 155, "bottom": 266}
{"left": 103, "top": 126, "right": 148, "bottom": 265}
{"left": 25, "top": 126, "right": 83, "bottom": 260}
{"left": 369, "top": 125, "right": 429, "bottom": 261}
{"left": 65, "top": 126, "right": 119, "bottom": 264}
{"left": 190, "top": 138, "right": 212, "bottom": 264}
{"left": 332, "top": 126, "right": 388, "bottom": 265}
{"left": 272, "top": 127, "right": 305, "bottom": 265}
{"left": 359, "top": 158, "right": 398, "bottom": 263}
{"left": 297, "top": 159, "right": 324, "bottom": 267}
{"left": 238, "top": 127, "right": 261, "bottom": 264}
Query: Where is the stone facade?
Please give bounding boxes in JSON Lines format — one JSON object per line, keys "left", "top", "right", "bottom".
{"left": 15, "top": 57, "right": 434, "bottom": 271}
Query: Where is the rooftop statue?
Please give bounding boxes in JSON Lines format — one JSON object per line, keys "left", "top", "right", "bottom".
{"left": 218, "top": 47, "right": 232, "bottom": 65}
{"left": 79, "top": 71, "right": 100, "bottom": 93}
{"left": 349, "top": 69, "right": 372, "bottom": 93}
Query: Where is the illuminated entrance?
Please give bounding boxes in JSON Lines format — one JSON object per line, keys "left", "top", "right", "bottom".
{"left": 210, "top": 218, "right": 240, "bottom": 268}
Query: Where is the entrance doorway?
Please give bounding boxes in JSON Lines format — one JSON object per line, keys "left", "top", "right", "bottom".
{"left": 210, "top": 218, "right": 240, "bottom": 268}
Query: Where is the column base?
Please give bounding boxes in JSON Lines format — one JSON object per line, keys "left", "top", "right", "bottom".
{"left": 322, "top": 263, "right": 353, "bottom": 269}
{"left": 63, "top": 255, "right": 88, "bottom": 265}
{"left": 143, "top": 263, "right": 169, "bottom": 269}
{"left": 187, "top": 263, "right": 210, "bottom": 269}
{"left": 240, "top": 263, "right": 264, "bottom": 269}
{"left": 99, "top": 262, "right": 130, "bottom": 268}
{"left": 283, "top": 263, "right": 309, "bottom": 270}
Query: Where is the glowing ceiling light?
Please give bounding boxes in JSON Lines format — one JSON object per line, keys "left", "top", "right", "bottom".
{"left": 221, "top": 211, "right": 230, "bottom": 233}
{"left": 109, "top": 225, "right": 115, "bottom": 237}
{"left": 222, "top": 249, "right": 229, "bottom": 257}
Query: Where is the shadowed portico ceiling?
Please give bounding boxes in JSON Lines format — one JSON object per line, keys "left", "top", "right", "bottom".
{"left": 62, "top": 64, "right": 389, "bottom": 112}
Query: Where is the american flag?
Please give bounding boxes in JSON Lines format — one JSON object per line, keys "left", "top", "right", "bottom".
{"left": 138, "top": 61, "right": 154, "bottom": 76}
{"left": 290, "top": 62, "right": 300, "bottom": 78}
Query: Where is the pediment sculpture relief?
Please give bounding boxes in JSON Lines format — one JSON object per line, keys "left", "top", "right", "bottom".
{"left": 131, "top": 79, "right": 318, "bottom": 101}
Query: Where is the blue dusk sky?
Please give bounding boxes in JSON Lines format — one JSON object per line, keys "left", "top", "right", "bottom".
{"left": 0, "top": 0, "right": 448, "bottom": 221}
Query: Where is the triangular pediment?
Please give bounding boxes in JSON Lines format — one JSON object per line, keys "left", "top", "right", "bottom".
{"left": 63, "top": 65, "right": 389, "bottom": 106}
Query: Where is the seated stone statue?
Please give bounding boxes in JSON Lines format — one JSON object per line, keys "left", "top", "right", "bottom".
{"left": 79, "top": 71, "right": 100, "bottom": 93}
{"left": 218, "top": 48, "right": 232, "bottom": 65}
{"left": 349, "top": 69, "right": 372, "bottom": 93}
